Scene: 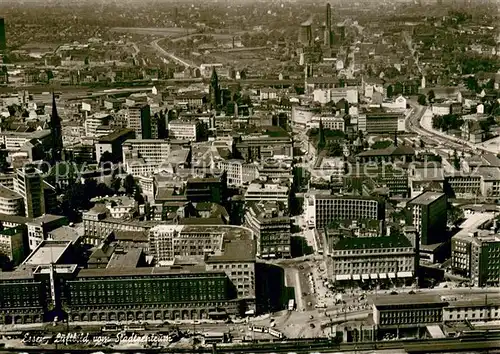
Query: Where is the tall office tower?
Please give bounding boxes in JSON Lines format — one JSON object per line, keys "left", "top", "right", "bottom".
{"left": 209, "top": 68, "right": 221, "bottom": 108}
{"left": 50, "top": 93, "right": 63, "bottom": 163}
{"left": 14, "top": 165, "right": 45, "bottom": 218}
{"left": 127, "top": 104, "right": 151, "bottom": 139}
{"left": 0, "top": 18, "right": 5, "bottom": 51}
{"left": 324, "top": 3, "right": 333, "bottom": 47}
{"left": 298, "top": 20, "right": 313, "bottom": 46}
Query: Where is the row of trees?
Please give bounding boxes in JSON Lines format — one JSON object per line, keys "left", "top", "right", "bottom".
{"left": 432, "top": 114, "right": 464, "bottom": 132}
{"left": 61, "top": 174, "right": 144, "bottom": 222}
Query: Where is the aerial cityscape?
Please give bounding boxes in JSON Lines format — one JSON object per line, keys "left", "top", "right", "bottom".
{"left": 0, "top": 0, "right": 499, "bottom": 353}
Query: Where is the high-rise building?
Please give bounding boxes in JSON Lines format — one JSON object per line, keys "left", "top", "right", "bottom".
{"left": 50, "top": 93, "right": 63, "bottom": 163}
{"left": 324, "top": 3, "right": 333, "bottom": 47}
{"left": 14, "top": 165, "right": 45, "bottom": 219}
{"left": 406, "top": 192, "right": 447, "bottom": 245}
{"left": 0, "top": 18, "right": 6, "bottom": 51}
{"left": 298, "top": 20, "right": 313, "bottom": 46}
{"left": 127, "top": 104, "right": 151, "bottom": 139}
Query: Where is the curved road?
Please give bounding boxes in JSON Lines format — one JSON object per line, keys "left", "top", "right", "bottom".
{"left": 406, "top": 102, "right": 472, "bottom": 152}
{"left": 151, "top": 38, "right": 197, "bottom": 69}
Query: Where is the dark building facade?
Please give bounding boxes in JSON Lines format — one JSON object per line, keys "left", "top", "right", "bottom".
{"left": 0, "top": 18, "right": 5, "bottom": 51}
{"left": 64, "top": 267, "right": 239, "bottom": 322}
{"left": 185, "top": 175, "right": 227, "bottom": 204}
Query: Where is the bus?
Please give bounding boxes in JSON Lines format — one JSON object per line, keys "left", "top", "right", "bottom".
{"left": 101, "top": 323, "right": 122, "bottom": 332}
{"left": 288, "top": 299, "right": 295, "bottom": 311}
{"left": 203, "top": 332, "right": 230, "bottom": 344}
{"left": 249, "top": 326, "right": 267, "bottom": 333}
{"left": 124, "top": 324, "right": 146, "bottom": 332}
{"left": 268, "top": 328, "right": 285, "bottom": 339}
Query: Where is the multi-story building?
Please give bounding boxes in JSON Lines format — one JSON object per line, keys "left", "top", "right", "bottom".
{"left": 452, "top": 230, "right": 500, "bottom": 287}
{"left": 82, "top": 204, "right": 158, "bottom": 245}
{"left": 406, "top": 192, "right": 447, "bottom": 245}
{"left": 148, "top": 224, "right": 250, "bottom": 264}
{"left": 204, "top": 237, "right": 256, "bottom": 312}
{"left": 0, "top": 268, "right": 48, "bottom": 325}
{"left": 218, "top": 160, "right": 259, "bottom": 187}
{"left": 245, "top": 201, "right": 291, "bottom": 258}
{"left": 65, "top": 266, "right": 239, "bottom": 322}
{"left": 234, "top": 132, "right": 293, "bottom": 162}
{"left": 122, "top": 139, "right": 172, "bottom": 167}
{"left": 330, "top": 234, "right": 415, "bottom": 286}
{"left": 372, "top": 294, "right": 500, "bottom": 332}
{"left": 168, "top": 119, "right": 201, "bottom": 141}
{"left": 443, "top": 295, "right": 500, "bottom": 323}
{"left": 258, "top": 159, "right": 294, "bottom": 185}
{"left": 26, "top": 214, "right": 69, "bottom": 252}
{"left": 245, "top": 183, "right": 290, "bottom": 209}
{"left": 358, "top": 112, "right": 403, "bottom": 133}
{"left": 305, "top": 193, "right": 384, "bottom": 229}
{"left": 186, "top": 175, "right": 226, "bottom": 204}
{"left": 309, "top": 115, "right": 346, "bottom": 131}
{"left": 173, "top": 92, "right": 207, "bottom": 109}
{"left": 0, "top": 185, "right": 23, "bottom": 215}
{"left": 95, "top": 128, "right": 135, "bottom": 163}
{"left": 0, "top": 226, "right": 25, "bottom": 266}
{"left": 373, "top": 295, "right": 447, "bottom": 330}
{"left": 84, "top": 113, "right": 112, "bottom": 138}
{"left": 13, "top": 165, "right": 45, "bottom": 219}
{"left": 0, "top": 130, "right": 51, "bottom": 152}
{"left": 90, "top": 196, "right": 137, "bottom": 219}
{"left": 127, "top": 104, "right": 151, "bottom": 139}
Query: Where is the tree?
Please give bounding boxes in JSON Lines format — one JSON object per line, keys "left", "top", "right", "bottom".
{"left": 99, "top": 151, "right": 116, "bottom": 166}
{"left": 123, "top": 174, "right": 136, "bottom": 195}
{"left": 419, "top": 139, "right": 425, "bottom": 148}
{"left": 417, "top": 94, "right": 427, "bottom": 106}
{"left": 452, "top": 150, "right": 461, "bottom": 170}
{"left": 386, "top": 85, "right": 394, "bottom": 98}
{"left": 465, "top": 76, "right": 478, "bottom": 92}
{"left": 448, "top": 203, "right": 464, "bottom": 228}
{"left": 111, "top": 177, "right": 122, "bottom": 193}
{"left": 326, "top": 142, "right": 343, "bottom": 157}
{"left": 134, "top": 188, "right": 145, "bottom": 205}
{"left": 427, "top": 89, "right": 435, "bottom": 103}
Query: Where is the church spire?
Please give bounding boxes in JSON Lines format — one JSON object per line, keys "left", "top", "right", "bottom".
{"left": 50, "top": 91, "right": 63, "bottom": 163}
{"left": 210, "top": 67, "right": 221, "bottom": 108}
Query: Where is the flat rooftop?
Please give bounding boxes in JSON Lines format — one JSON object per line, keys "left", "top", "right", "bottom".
{"left": 448, "top": 295, "right": 500, "bottom": 308}
{"left": 409, "top": 192, "right": 445, "bottom": 206}
{"left": 75, "top": 266, "right": 222, "bottom": 278}
{"left": 107, "top": 249, "right": 142, "bottom": 269}
{"left": 373, "top": 294, "right": 445, "bottom": 307}
{"left": 459, "top": 212, "right": 495, "bottom": 230}
{"left": 27, "top": 214, "right": 67, "bottom": 226}
{"left": 23, "top": 241, "right": 70, "bottom": 266}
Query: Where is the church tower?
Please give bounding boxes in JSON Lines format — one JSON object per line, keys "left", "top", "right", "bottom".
{"left": 50, "top": 92, "right": 63, "bottom": 163}
{"left": 209, "top": 68, "right": 221, "bottom": 108}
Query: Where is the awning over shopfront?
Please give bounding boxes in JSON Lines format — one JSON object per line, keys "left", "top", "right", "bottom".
{"left": 361, "top": 274, "right": 369, "bottom": 280}
{"left": 388, "top": 273, "right": 396, "bottom": 278}
{"left": 353, "top": 274, "right": 361, "bottom": 280}
{"left": 336, "top": 274, "right": 351, "bottom": 281}
{"left": 397, "top": 271, "right": 413, "bottom": 278}
{"left": 379, "top": 273, "right": 387, "bottom": 279}
{"left": 370, "top": 274, "right": 378, "bottom": 279}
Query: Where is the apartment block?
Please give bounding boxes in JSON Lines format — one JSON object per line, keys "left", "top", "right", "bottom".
{"left": 406, "top": 192, "right": 447, "bottom": 245}
{"left": 305, "top": 193, "right": 384, "bottom": 229}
